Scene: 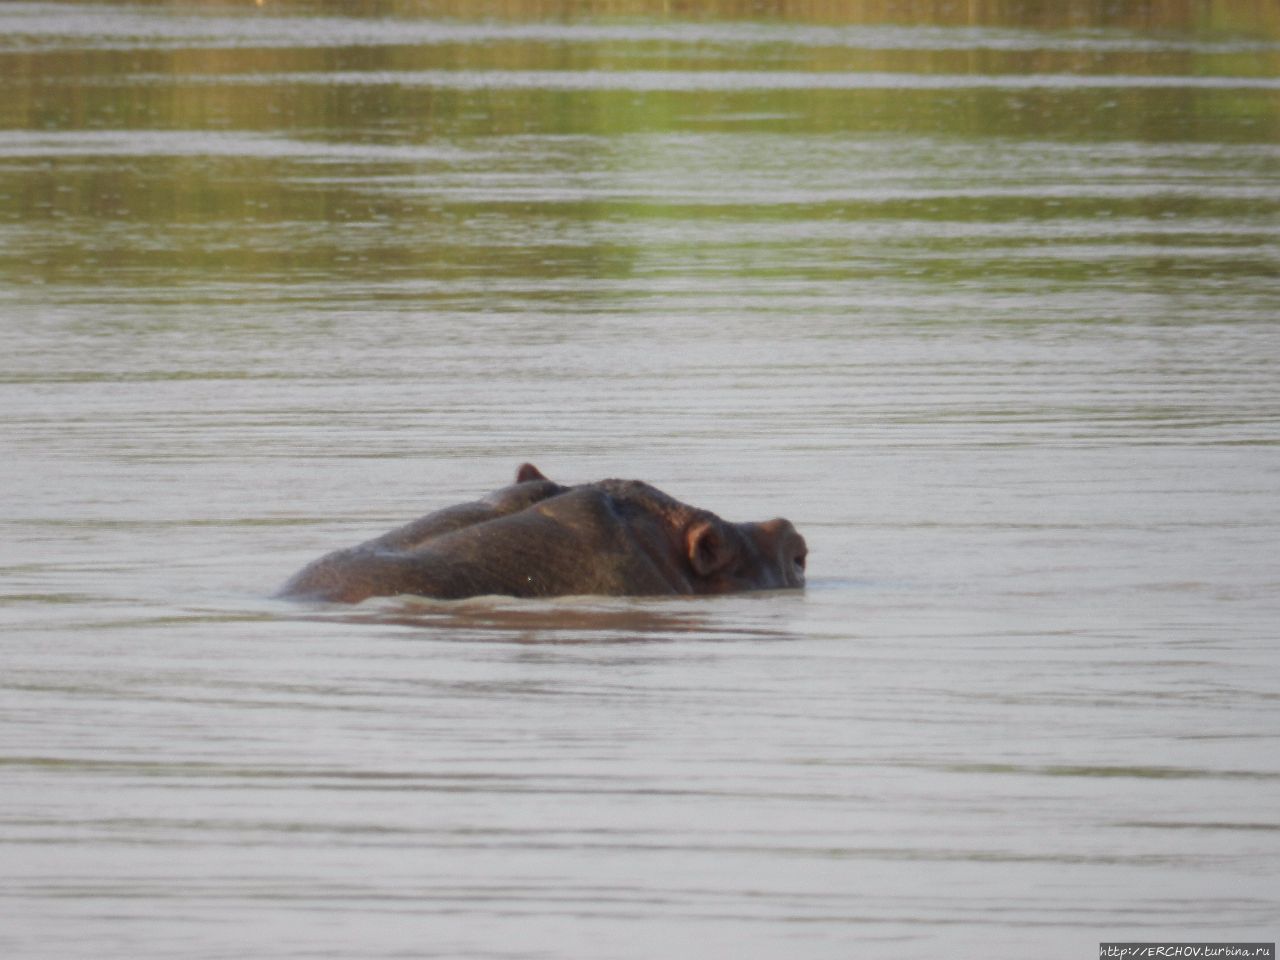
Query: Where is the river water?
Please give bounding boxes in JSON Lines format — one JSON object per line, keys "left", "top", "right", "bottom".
{"left": 2, "top": 3, "right": 1279, "bottom": 958}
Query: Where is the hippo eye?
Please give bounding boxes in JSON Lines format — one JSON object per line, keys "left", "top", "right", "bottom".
{"left": 794, "top": 554, "right": 807, "bottom": 573}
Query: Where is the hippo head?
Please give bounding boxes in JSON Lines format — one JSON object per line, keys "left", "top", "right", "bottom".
{"left": 280, "top": 463, "right": 807, "bottom": 603}
{"left": 686, "top": 515, "right": 808, "bottom": 593}
{"left": 558, "top": 469, "right": 808, "bottom": 596}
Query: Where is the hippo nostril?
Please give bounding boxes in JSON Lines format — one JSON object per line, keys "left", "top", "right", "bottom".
{"left": 794, "top": 553, "right": 807, "bottom": 574}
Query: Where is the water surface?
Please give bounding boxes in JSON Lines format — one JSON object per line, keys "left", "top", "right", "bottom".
{"left": 2, "top": 3, "right": 1279, "bottom": 958}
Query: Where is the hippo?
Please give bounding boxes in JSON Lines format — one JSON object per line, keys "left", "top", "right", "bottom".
{"left": 278, "top": 464, "right": 807, "bottom": 603}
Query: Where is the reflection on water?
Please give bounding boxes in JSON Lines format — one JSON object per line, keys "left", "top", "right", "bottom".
{"left": 297, "top": 595, "right": 800, "bottom": 643}
{"left": 2, "top": 2, "right": 1279, "bottom": 958}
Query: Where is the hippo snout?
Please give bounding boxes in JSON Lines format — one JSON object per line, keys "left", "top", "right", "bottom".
{"left": 745, "top": 517, "right": 808, "bottom": 589}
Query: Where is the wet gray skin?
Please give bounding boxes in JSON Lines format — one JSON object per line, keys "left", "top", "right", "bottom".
{"left": 278, "top": 464, "right": 808, "bottom": 604}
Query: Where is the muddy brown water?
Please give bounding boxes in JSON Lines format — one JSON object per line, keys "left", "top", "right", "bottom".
{"left": 2, "top": 3, "right": 1279, "bottom": 957}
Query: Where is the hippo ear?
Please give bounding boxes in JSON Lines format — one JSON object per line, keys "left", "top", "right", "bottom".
{"left": 687, "top": 520, "right": 735, "bottom": 578}
{"left": 516, "top": 463, "right": 549, "bottom": 484}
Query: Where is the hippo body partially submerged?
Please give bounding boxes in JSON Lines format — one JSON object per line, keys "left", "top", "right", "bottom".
{"left": 278, "top": 464, "right": 807, "bottom": 603}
